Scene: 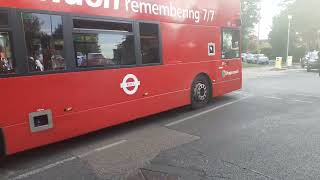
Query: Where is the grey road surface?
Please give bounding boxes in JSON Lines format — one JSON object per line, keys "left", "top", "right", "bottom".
{"left": 1, "top": 67, "right": 320, "bottom": 180}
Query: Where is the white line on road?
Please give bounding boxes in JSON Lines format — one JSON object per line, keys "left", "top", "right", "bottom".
{"left": 232, "top": 91, "right": 253, "bottom": 96}
{"left": 262, "top": 96, "right": 313, "bottom": 104}
{"left": 262, "top": 96, "right": 283, "bottom": 100}
{"left": 78, "top": 140, "right": 127, "bottom": 158}
{"left": 292, "top": 100, "right": 313, "bottom": 104}
{"left": 11, "top": 140, "right": 128, "bottom": 180}
{"left": 294, "top": 94, "right": 320, "bottom": 99}
{"left": 11, "top": 157, "right": 77, "bottom": 180}
{"left": 165, "top": 96, "right": 251, "bottom": 127}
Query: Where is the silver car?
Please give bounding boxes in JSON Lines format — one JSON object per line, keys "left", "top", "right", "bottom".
{"left": 255, "top": 54, "right": 269, "bottom": 64}
{"left": 246, "top": 53, "right": 256, "bottom": 63}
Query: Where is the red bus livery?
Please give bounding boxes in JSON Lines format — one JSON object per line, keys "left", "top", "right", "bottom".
{"left": 0, "top": 0, "right": 241, "bottom": 157}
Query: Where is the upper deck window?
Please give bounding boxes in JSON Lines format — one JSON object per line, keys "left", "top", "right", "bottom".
{"left": 22, "top": 13, "right": 66, "bottom": 72}
{"left": 73, "top": 19, "right": 136, "bottom": 68}
{"left": 222, "top": 29, "right": 240, "bottom": 59}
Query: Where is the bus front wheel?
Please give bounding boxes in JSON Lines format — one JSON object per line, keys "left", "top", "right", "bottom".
{"left": 191, "top": 75, "right": 212, "bottom": 109}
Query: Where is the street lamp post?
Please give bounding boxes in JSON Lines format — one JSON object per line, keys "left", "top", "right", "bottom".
{"left": 286, "top": 15, "right": 292, "bottom": 62}
{"left": 317, "top": 30, "right": 320, "bottom": 50}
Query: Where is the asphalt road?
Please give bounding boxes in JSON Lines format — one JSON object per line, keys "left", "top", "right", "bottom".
{"left": 1, "top": 66, "right": 320, "bottom": 180}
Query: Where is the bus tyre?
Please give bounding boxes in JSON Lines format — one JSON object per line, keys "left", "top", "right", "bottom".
{"left": 191, "top": 76, "right": 211, "bottom": 109}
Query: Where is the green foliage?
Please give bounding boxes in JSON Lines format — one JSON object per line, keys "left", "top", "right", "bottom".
{"left": 241, "top": 0, "right": 262, "bottom": 52}
{"left": 259, "top": 41, "right": 272, "bottom": 58}
{"left": 269, "top": 13, "right": 292, "bottom": 60}
{"left": 269, "top": 0, "right": 320, "bottom": 61}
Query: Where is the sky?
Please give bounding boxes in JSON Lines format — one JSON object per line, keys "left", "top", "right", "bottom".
{"left": 255, "top": 0, "right": 283, "bottom": 40}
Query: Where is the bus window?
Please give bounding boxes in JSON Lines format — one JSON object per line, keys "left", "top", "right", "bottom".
{"left": 221, "top": 29, "right": 240, "bottom": 59}
{"left": 22, "top": 13, "right": 66, "bottom": 72}
{"left": 0, "top": 32, "right": 14, "bottom": 74}
{"left": 139, "top": 23, "right": 160, "bottom": 64}
{"left": 0, "top": 12, "right": 9, "bottom": 26}
{"left": 73, "top": 19, "right": 136, "bottom": 68}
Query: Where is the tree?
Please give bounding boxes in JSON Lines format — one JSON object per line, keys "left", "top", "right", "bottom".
{"left": 269, "top": 0, "right": 320, "bottom": 61}
{"left": 241, "top": 0, "right": 262, "bottom": 52}
{"left": 288, "top": 0, "right": 320, "bottom": 50}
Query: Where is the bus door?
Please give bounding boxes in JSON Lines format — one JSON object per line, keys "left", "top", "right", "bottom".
{"left": 218, "top": 28, "right": 242, "bottom": 82}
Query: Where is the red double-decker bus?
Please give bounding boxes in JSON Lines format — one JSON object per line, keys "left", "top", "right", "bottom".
{"left": 0, "top": 0, "right": 241, "bottom": 157}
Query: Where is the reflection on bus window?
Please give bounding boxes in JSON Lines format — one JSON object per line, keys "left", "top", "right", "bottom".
{"left": 0, "top": 32, "right": 14, "bottom": 74}
{"left": 22, "top": 13, "right": 66, "bottom": 72}
{"left": 73, "top": 20, "right": 136, "bottom": 68}
{"left": 74, "top": 33, "right": 136, "bottom": 67}
{"left": 222, "top": 29, "right": 240, "bottom": 59}
{"left": 140, "top": 23, "right": 160, "bottom": 64}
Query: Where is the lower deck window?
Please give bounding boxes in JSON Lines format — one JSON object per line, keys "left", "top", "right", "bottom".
{"left": 74, "top": 33, "right": 136, "bottom": 67}
{"left": 139, "top": 23, "right": 160, "bottom": 64}
{"left": 22, "top": 13, "right": 66, "bottom": 72}
{"left": 0, "top": 32, "right": 14, "bottom": 74}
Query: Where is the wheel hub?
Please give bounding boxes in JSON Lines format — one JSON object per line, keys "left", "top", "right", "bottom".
{"left": 194, "top": 83, "right": 207, "bottom": 101}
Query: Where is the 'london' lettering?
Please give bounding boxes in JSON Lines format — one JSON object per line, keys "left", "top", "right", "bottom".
{"left": 48, "top": 0, "right": 120, "bottom": 9}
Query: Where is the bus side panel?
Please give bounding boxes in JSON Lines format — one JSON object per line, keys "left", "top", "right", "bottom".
{"left": 2, "top": 62, "right": 222, "bottom": 155}
{"left": 3, "top": 89, "right": 189, "bottom": 155}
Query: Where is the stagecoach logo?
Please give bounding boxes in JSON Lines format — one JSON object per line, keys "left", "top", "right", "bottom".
{"left": 120, "top": 74, "right": 141, "bottom": 95}
{"left": 222, "top": 70, "right": 239, "bottom": 78}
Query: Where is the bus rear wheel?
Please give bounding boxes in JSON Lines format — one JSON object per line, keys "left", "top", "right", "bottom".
{"left": 191, "top": 75, "right": 211, "bottom": 109}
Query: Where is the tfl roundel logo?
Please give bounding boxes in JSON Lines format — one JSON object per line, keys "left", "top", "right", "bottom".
{"left": 120, "top": 74, "right": 141, "bottom": 95}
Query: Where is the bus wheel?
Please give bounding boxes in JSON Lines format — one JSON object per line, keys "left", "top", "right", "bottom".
{"left": 191, "top": 75, "right": 211, "bottom": 109}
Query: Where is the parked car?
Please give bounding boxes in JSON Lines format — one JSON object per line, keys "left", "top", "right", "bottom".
{"left": 306, "top": 51, "right": 319, "bottom": 72}
{"left": 301, "top": 54, "right": 309, "bottom": 68}
{"left": 81, "top": 53, "right": 116, "bottom": 67}
{"left": 255, "top": 54, "right": 270, "bottom": 64}
{"left": 241, "top": 53, "right": 247, "bottom": 62}
{"left": 246, "top": 53, "right": 256, "bottom": 63}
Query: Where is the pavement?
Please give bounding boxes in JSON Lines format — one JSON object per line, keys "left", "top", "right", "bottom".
{"left": 1, "top": 66, "right": 320, "bottom": 180}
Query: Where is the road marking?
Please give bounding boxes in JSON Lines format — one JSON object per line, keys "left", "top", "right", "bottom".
{"left": 231, "top": 91, "right": 253, "bottom": 96}
{"left": 292, "top": 100, "right": 313, "bottom": 104}
{"left": 11, "top": 157, "right": 77, "bottom": 180}
{"left": 262, "top": 96, "right": 283, "bottom": 100}
{"left": 294, "top": 94, "right": 320, "bottom": 99}
{"left": 78, "top": 140, "right": 127, "bottom": 158}
{"left": 165, "top": 96, "right": 250, "bottom": 127}
{"left": 11, "top": 140, "right": 127, "bottom": 180}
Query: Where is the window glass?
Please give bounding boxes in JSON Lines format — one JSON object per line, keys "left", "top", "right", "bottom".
{"left": 74, "top": 33, "right": 136, "bottom": 67}
{"left": 73, "top": 20, "right": 136, "bottom": 68}
{"left": 222, "top": 29, "right": 240, "bottom": 59}
{"left": 0, "top": 32, "right": 14, "bottom": 74}
{"left": 0, "top": 12, "right": 8, "bottom": 26}
{"left": 73, "top": 19, "right": 133, "bottom": 32}
{"left": 140, "top": 23, "right": 160, "bottom": 64}
{"left": 23, "top": 13, "right": 66, "bottom": 72}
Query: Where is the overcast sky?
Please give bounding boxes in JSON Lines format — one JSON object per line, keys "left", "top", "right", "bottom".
{"left": 255, "top": 0, "right": 282, "bottom": 40}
